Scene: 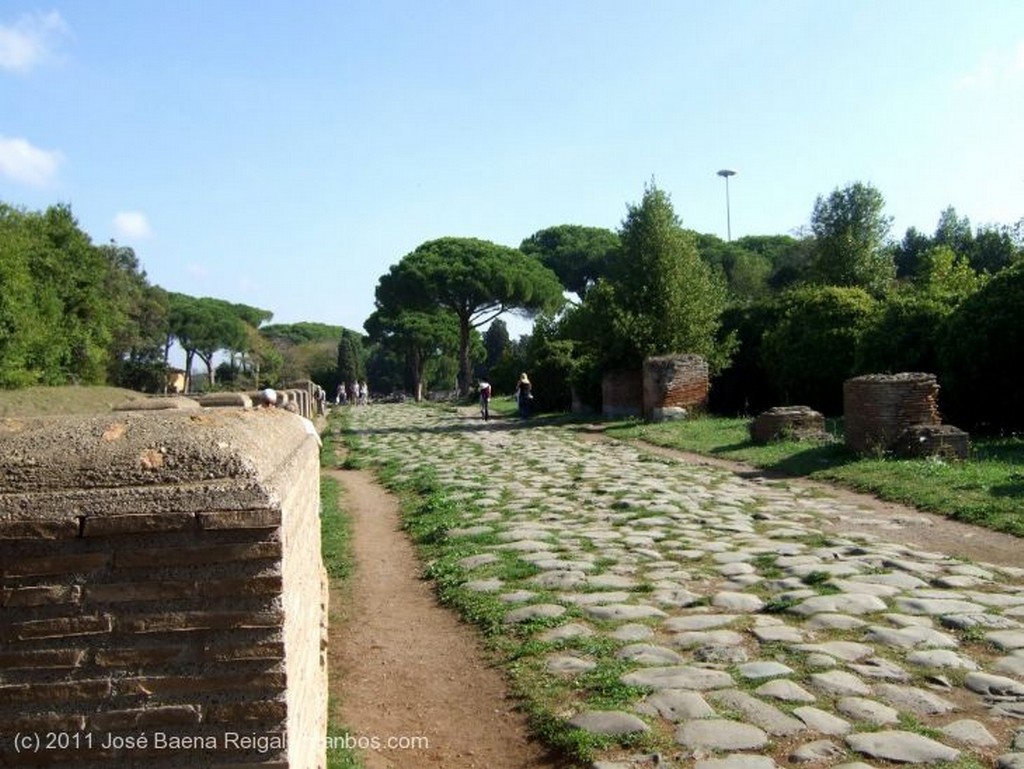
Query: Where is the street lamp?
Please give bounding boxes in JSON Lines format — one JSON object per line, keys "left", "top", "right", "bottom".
{"left": 716, "top": 168, "right": 737, "bottom": 241}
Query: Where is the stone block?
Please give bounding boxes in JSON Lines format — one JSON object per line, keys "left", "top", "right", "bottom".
{"left": 651, "top": 406, "right": 688, "bottom": 422}
{"left": 1, "top": 584, "right": 81, "bottom": 607}
{"left": 0, "top": 518, "right": 80, "bottom": 539}
{"left": 1, "top": 614, "right": 113, "bottom": 642}
{"left": 198, "top": 509, "right": 282, "bottom": 530}
{"left": 895, "top": 424, "right": 970, "bottom": 460}
{"left": 750, "top": 405, "right": 829, "bottom": 444}
{"left": 0, "top": 409, "right": 326, "bottom": 768}
{"left": 2, "top": 551, "right": 109, "bottom": 578}
{"left": 82, "top": 512, "right": 196, "bottom": 536}
{"left": 112, "top": 541, "right": 281, "bottom": 569}
{"left": 198, "top": 392, "right": 253, "bottom": 408}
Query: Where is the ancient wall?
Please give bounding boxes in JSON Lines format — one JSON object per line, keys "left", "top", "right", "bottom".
{"left": 843, "top": 372, "right": 941, "bottom": 454}
{"left": 0, "top": 409, "right": 327, "bottom": 768}
{"left": 642, "top": 355, "right": 708, "bottom": 421}
{"left": 601, "top": 370, "right": 643, "bottom": 418}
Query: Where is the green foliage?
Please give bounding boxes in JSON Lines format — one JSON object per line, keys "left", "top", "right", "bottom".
{"left": 708, "top": 300, "right": 785, "bottom": 415}
{"left": 374, "top": 236, "right": 564, "bottom": 395}
{"left": 0, "top": 203, "right": 136, "bottom": 388}
{"left": 481, "top": 318, "right": 510, "bottom": 374}
{"left": 855, "top": 292, "right": 954, "bottom": 375}
{"left": 939, "top": 261, "right": 1024, "bottom": 432}
{"left": 364, "top": 307, "right": 459, "bottom": 400}
{"left": 761, "top": 285, "right": 879, "bottom": 414}
{"left": 610, "top": 183, "right": 730, "bottom": 369}
{"left": 810, "top": 181, "right": 895, "bottom": 295}
{"left": 519, "top": 224, "right": 620, "bottom": 302}
{"left": 168, "top": 293, "right": 260, "bottom": 390}
{"left": 695, "top": 232, "right": 772, "bottom": 303}
{"left": 567, "top": 183, "right": 731, "bottom": 384}
{"left": 262, "top": 321, "right": 345, "bottom": 345}
{"left": 335, "top": 330, "right": 366, "bottom": 385}
{"left": 913, "top": 245, "right": 985, "bottom": 300}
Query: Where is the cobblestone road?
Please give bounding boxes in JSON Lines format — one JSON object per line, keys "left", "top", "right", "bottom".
{"left": 346, "top": 404, "right": 1024, "bottom": 769}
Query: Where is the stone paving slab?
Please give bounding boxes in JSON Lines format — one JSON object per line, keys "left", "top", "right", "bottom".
{"left": 346, "top": 405, "right": 1024, "bottom": 767}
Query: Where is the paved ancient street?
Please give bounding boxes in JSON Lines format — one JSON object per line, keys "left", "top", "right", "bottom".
{"left": 344, "top": 404, "right": 1024, "bottom": 768}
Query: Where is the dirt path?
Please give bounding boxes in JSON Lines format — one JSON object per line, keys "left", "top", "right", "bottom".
{"left": 326, "top": 468, "right": 565, "bottom": 769}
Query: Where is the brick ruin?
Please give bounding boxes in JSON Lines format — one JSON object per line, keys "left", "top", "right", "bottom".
{"left": 749, "top": 405, "right": 830, "bottom": 445}
{"left": 843, "top": 372, "right": 965, "bottom": 457}
{"left": 0, "top": 408, "right": 327, "bottom": 768}
{"left": 602, "top": 355, "right": 709, "bottom": 421}
{"left": 642, "top": 354, "right": 709, "bottom": 421}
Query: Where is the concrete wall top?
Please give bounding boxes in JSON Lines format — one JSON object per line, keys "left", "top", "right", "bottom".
{"left": 0, "top": 409, "right": 314, "bottom": 517}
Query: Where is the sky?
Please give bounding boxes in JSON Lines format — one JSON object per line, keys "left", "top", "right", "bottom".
{"left": 2, "top": 1, "right": 1023, "bottom": 343}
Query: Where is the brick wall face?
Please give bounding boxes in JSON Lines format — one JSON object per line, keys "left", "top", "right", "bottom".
{"left": 0, "top": 410, "right": 327, "bottom": 768}
{"left": 843, "top": 372, "right": 941, "bottom": 454}
{"left": 642, "top": 355, "right": 708, "bottom": 419}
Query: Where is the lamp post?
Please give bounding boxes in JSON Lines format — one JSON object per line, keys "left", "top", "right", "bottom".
{"left": 716, "top": 168, "right": 737, "bottom": 241}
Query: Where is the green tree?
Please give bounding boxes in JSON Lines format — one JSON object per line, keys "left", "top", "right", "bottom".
{"left": 970, "top": 225, "right": 1018, "bottom": 274}
{"left": 519, "top": 224, "right": 620, "bottom": 302}
{"left": 0, "top": 203, "right": 131, "bottom": 387}
{"left": 481, "top": 318, "right": 510, "bottom": 375}
{"left": 373, "top": 237, "right": 564, "bottom": 396}
{"left": 591, "top": 182, "right": 730, "bottom": 371}
{"left": 695, "top": 233, "right": 771, "bottom": 303}
{"left": 809, "top": 182, "right": 895, "bottom": 295}
{"left": 913, "top": 245, "right": 984, "bottom": 300}
{"left": 855, "top": 293, "right": 952, "bottom": 376}
{"left": 364, "top": 307, "right": 459, "bottom": 401}
{"left": 336, "top": 330, "right": 366, "bottom": 387}
{"left": 893, "top": 226, "right": 933, "bottom": 279}
{"left": 761, "top": 285, "right": 879, "bottom": 414}
{"left": 167, "top": 294, "right": 250, "bottom": 391}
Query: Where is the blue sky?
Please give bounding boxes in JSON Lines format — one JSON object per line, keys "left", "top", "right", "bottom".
{"left": 2, "top": 1, "right": 1022, "bottom": 342}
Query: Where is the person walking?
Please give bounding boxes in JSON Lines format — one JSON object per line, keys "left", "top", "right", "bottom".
{"left": 515, "top": 373, "right": 532, "bottom": 419}
{"left": 478, "top": 378, "right": 492, "bottom": 421}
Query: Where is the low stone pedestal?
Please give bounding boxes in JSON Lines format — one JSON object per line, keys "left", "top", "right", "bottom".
{"left": 895, "top": 424, "right": 970, "bottom": 460}
{"left": 750, "top": 406, "right": 829, "bottom": 444}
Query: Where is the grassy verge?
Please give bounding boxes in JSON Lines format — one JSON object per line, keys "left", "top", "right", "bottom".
{"left": 0, "top": 385, "right": 149, "bottom": 416}
{"left": 320, "top": 427, "right": 361, "bottom": 769}
{"left": 369, "top": 459, "right": 663, "bottom": 767}
{"left": 607, "top": 416, "right": 1024, "bottom": 537}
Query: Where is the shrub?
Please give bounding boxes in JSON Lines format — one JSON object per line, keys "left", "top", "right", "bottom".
{"left": 761, "top": 286, "right": 878, "bottom": 415}
{"left": 939, "top": 262, "right": 1024, "bottom": 432}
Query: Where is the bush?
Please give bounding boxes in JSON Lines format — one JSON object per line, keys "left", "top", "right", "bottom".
{"left": 939, "top": 262, "right": 1024, "bottom": 432}
{"left": 855, "top": 292, "right": 952, "bottom": 375}
{"left": 709, "top": 301, "right": 784, "bottom": 416}
{"left": 761, "top": 286, "right": 878, "bottom": 415}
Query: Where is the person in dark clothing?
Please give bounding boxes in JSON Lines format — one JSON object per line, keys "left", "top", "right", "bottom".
{"left": 515, "top": 372, "right": 532, "bottom": 418}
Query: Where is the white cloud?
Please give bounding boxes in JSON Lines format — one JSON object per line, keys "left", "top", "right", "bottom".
{"left": 0, "top": 10, "right": 69, "bottom": 73}
{"left": 0, "top": 134, "right": 62, "bottom": 186}
{"left": 953, "top": 39, "right": 1024, "bottom": 92}
{"left": 113, "top": 211, "right": 152, "bottom": 240}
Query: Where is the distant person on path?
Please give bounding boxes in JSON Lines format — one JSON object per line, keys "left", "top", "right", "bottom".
{"left": 478, "top": 378, "right": 492, "bottom": 421}
{"left": 349, "top": 381, "right": 358, "bottom": 404}
{"left": 515, "top": 373, "right": 532, "bottom": 419}
{"left": 336, "top": 382, "right": 346, "bottom": 405}
{"left": 314, "top": 385, "right": 326, "bottom": 416}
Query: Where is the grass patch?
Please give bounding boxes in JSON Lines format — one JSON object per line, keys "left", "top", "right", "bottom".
{"left": 0, "top": 384, "right": 150, "bottom": 416}
{"left": 608, "top": 416, "right": 1024, "bottom": 537}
